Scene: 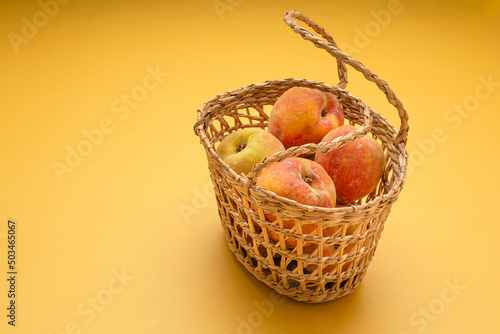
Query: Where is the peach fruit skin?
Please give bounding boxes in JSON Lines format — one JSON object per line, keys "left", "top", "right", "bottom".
{"left": 315, "top": 124, "right": 385, "bottom": 205}
{"left": 268, "top": 87, "right": 344, "bottom": 149}
{"left": 216, "top": 128, "right": 285, "bottom": 175}
{"left": 303, "top": 223, "right": 363, "bottom": 275}
{"left": 255, "top": 157, "right": 336, "bottom": 248}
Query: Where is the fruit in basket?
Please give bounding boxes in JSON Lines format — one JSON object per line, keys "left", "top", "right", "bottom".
{"left": 315, "top": 125, "right": 385, "bottom": 204}
{"left": 268, "top": 87, "right": 344, "bottom": 149}
{"left": 303, "top": 243, "right": 356, "bottom": 275}
{"left": 303, "top": 223, "right": 363, "bottom": 275}
{"left": 255, "top": 157, "right": 336, "bottom": 248}
{"left": 303, "top": 243, "right": 338, "bottom": 275}
{"left": 216, "top": 128, "right": 285, "bottom": 175}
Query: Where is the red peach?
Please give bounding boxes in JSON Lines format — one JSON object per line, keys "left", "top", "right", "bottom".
{"left": 268, "top": 87, "right": 344, "bottom": 149}
{"left": 255, "top": 157, "right": 336, "bottom": 248}
{"left": 315, "top": 125, "right": 385, "bottom": 204}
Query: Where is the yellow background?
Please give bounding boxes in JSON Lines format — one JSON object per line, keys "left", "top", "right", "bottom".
{"left": 1, "top": 0, "right": 500, "bottom": 333}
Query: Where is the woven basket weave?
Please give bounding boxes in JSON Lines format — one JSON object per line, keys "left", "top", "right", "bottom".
{"left": 194, "top": 11, "right": 409, "bottom": 303}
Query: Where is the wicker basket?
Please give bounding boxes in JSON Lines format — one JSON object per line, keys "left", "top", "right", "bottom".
{"left": 194, "top": 10, "right": 409, "bottom": 303}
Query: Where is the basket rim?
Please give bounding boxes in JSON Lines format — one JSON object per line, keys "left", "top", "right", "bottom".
{"left": 195, "top": 78, "right": 408, "bottom": 215}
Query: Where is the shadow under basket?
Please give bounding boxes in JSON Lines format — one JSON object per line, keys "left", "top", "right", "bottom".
{"left": 194, "top": 10, "right": 409, "bottom": 303}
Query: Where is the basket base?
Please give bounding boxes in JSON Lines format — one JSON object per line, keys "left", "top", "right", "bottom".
{"left": 224, "top": 225, "right": 372, "bottom": 304}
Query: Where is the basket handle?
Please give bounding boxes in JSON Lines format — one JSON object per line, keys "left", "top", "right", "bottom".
{"left": 241, "top": 11, "right": 409, "bottom": 195}
{"left": 284, "top": 11, "right": 349, "bottom": 90}
{"left": 283, "top": 10, "right": 409, "bottom": 147}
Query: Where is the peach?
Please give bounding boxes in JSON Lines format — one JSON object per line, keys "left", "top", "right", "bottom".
{"left": 268, "top": 87, "right": 344, "bottom": 149}
{"left": 255, "top": 157, "right": 336, "bottom": 248}
{"left": 303, "top": 223, "right": 363, "bottom": 275}
{"left": 303, "top": 243, "right": 355, "bottom": 276}
{"left": 315, "top": 125, "right": 385, "bottom": 204}
{"left": 216, "top": 128, "right": 285, "bottom": 175}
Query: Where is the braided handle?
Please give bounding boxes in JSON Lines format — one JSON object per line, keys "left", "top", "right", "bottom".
{"left": 283, "top": 10, "right": 409, "bottom": 146}
{"left": 286, "top": 11, "right": 349, "bottom": 89}
{"left": 241, "top": 11, "right": 410, "bottom": 194}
